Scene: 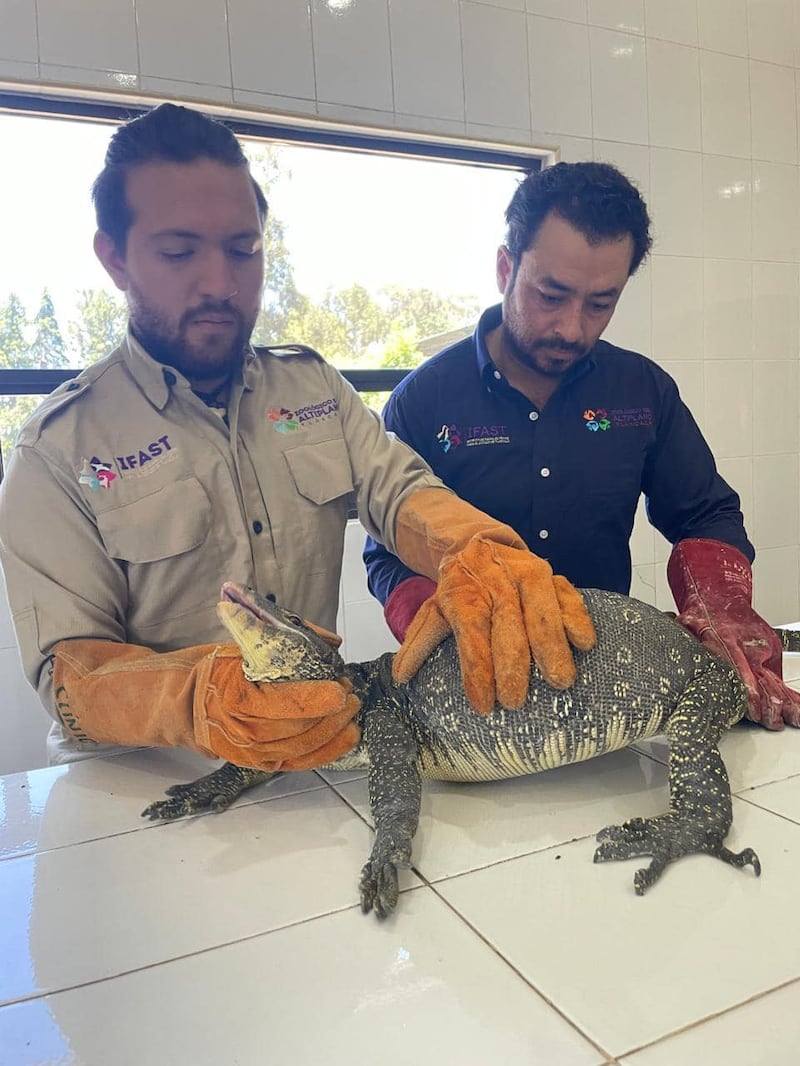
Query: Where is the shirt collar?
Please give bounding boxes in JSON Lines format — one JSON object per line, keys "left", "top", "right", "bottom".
{"left": 122, "top": 329, "right": 255, "bottom": 408}
{"left": 474, "top": 304, "right": 503, "bottom": 379}
{"left": 474, "top": 302, "right": 599, "bottom": 391}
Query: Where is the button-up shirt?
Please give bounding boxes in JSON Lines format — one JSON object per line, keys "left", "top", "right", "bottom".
{"left": 0, "top": 332, "right": 442, "bottom": 755}
{"left": 364, "top": 303, "right": 752, "bottom": 604}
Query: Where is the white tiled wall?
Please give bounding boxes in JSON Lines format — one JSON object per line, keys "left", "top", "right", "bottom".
{"left": 2, "top": 0, "right": 800, "bottom": 770}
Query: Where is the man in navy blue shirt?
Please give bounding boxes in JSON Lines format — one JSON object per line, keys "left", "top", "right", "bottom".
{"left": 364, "top": 161, "right": 800, "bottom": 730}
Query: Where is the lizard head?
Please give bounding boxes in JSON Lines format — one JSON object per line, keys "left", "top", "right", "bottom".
{"left": 217, "top": 582, "right": 345, "bottom": 683}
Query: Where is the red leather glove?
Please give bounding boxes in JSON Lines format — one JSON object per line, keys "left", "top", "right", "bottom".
{"left": 384, "top": 576, "right": 437, "bottom": 643}
{"left": 667, "top": 538, "right": 800, "bottom": 729}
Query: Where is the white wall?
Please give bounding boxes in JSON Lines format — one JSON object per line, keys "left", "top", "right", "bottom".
{"left": 2, "top": 0, "right": 800, "bottom": 770}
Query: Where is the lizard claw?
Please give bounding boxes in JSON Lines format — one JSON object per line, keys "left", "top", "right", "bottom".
{"left": 593, "top": 815, "right": 761, "bottom": 893}
{"left": 141, "top": 764, "right": 275, "bottom": 821}
{"left": 359, "top": 835, "right": 412, "bottom": 919}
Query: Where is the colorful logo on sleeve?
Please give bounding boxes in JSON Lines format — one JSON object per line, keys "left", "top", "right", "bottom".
{"left": 78, "top": 456, "right": 117, "bottom": 491}
{"left": 268, "top": 398, "right": 338, "bottom": 432}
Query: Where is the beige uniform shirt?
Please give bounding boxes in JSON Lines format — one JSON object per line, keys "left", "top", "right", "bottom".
{"left": 0, "top": 333, "right": 443, "bottom": 760}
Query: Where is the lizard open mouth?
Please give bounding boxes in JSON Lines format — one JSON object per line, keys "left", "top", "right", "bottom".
{"left": 219, "top": 582, "right": 343, "bottom": 649}
{"left": 219, "top": 581, "right": 275, "bottom": 623}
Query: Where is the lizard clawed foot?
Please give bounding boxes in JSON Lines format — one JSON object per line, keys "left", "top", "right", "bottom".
{"left": 359, "top": 833, "right": 413, "bottom": 919}
{"left": 593, "top": 815, "right": 761, "bottom": 895}
{"left": 141, "top": 764, "right": 275, "bottom": 821}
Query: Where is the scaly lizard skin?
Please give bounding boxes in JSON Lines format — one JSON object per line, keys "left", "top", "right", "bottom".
{"left": 143, "top": 583, "right": 766, "bottom": 918}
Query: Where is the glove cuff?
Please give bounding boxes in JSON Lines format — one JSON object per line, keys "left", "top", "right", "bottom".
{"left": 667, "top": 538, "right": 753, "bottom": 613}
{"left": 384, "top": 576, "right": 438, "bottom": 642}
{"left": 394, "top": 487, "right": 526, "bottom": 580}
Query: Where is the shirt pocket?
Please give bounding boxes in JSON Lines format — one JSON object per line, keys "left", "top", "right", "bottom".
{"left": 95, "top": 478, "right": 222, "bottom": 635}
{"left": 279, "top": 438, "right": 354, "bottom": 575}
{"left": 283, "top": 438, "right": 354, "bottom": 505}
{"left": 96, "top": 478, "right": 210, "bottom": 563}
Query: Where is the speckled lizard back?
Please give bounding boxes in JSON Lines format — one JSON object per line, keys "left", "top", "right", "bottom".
{"left": 337, "top": 588, "right": 748, "bottom": 781}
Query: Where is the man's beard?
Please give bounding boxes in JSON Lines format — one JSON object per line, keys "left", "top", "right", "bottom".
{"left": 502, "top": 318, "right": 589, "bottom": 378}
{"left": 128, "top": 291, "right": 255, "bottom": 384}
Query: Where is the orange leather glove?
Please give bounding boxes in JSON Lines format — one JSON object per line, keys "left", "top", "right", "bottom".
{"left": 391, "top": 489, "right": 596, "bottom": 714}
{"left": 668, "top": 538, "right": 800, "bottom": 730}
{"left": 52, "top": 639, "right": 361, "bottom": 770}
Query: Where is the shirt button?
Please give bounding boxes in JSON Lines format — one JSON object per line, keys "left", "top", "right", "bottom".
{"left": 163, "top": 369, "right": 177, "bottom": 386}
{"left": 493, "top": 370, "right": 502, "bottom": 380}
{"left": 529, "top": 411, "right": 539, "bottom": 421}
{"left": 540, "top": 467, "right": 550, "bottom": 477}
{"left": 252, "top": 520, "right": 263, "bottom": 534}
{"left": 538, "top": 529, "right": 549, "bottom": 540}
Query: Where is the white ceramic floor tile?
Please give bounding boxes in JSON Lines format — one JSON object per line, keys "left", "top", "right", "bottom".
{"left": 739, "top": 775, "right": 800, "bottom": 823}
{"left": 336, "top": 749, "right": 672, "bottom": 881}
{"left": 0, "top": 748, "right": 323, "bottom": 859}
{"left": 436, "top": 800, "right": 797, "bottom": 1055}
{"left": 634, "top": 720, "right": 800, "bottom": 792}
{"left": 0, "top": 892, "right": 608, "bottom": 1066}
{"left": 0, "top": 789, "right": 420, "bottom": 1004}
{"left": 618, "top": 978, "right": 800, "bottom": 1065}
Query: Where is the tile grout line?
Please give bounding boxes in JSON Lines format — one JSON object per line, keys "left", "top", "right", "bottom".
{"left": 0, "top": 780, "right": 331, "bottom": 863}
{"left": 418, "top": 877, "right": 618, "bottom": 1064}
{"left": 615, "top": 973, "right": 800, "bottom": 1059}
{"left": 0, "top": 899, "right": 364, "bottom": 1011}
{"left": 734, "top": 791, "right": 800, "bottom": 825}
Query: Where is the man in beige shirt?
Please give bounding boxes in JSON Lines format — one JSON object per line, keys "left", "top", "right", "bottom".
{"left": 0, "top": 103, "right": 593, "bottom": 767}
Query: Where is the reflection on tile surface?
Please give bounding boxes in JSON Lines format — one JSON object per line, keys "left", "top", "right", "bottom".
{"left": 1, "top": 718, "right": 799, "bottom": 1063}
{"left": 0, "top": 893, "right": 606, "bottom": 1066}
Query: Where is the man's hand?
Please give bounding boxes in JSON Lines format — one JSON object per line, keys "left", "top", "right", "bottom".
{"left": 392, "top": 539, "right": 596, "bottom": 714}
{"left": 668, "top": 539, "right": 800, "bottom": 729}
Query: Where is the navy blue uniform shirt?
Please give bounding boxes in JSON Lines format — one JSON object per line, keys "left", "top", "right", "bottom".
{"left": 364, "top": 303, "right": 753, "bottom": 605}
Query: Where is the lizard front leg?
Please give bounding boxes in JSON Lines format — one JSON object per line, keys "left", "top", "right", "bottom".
{"left": 359, "top": 695, "right": 421, "bottom": 919}
{"left": 141, "top": 763, "right": 275, "bottom": 820}
{"left": 594, "top": 661, "right": 761, "bottom": 893}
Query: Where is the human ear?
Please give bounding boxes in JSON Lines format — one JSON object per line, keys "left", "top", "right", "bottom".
{"left": 496, "top": 245, "right": 513, "bottom": 295}
{"left": 93, "top": 230, "right": 129, "bottom": 292}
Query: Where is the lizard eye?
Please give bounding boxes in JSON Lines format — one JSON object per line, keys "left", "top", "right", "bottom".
{"left": 285, "top": 613, "right": 303, "bottom": 627}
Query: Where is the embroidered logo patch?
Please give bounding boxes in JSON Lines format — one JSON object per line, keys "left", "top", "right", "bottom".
{"left": 435, "top": 422, "right": 510, "bottom": 450}
{"left": 115, "top": 435, "right": 173, "bottom": 472}
{"left": 268, "top": 407, "right": 299, "bottom": 432}
{"left": 584, "top": 408, "right": 611, "bottom": 432}
{"left": 583, "top": 407, "right": 653, "bottom": 432}
{"left": 78, "top": 456, "right": 117, "bottom": 491}
{"left": 268, "top": 398, "right": 338, "bottom": 433}
{"left": 609, "top": 406, "right": 653, "bottom": 428}
{"left": 436, "top": 424, "right": 462, "bottom": 453}
{"left": 77, "top": 436, "right": 175, "bottom": 487}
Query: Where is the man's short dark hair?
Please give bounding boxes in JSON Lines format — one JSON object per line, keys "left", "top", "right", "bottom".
{"left": 92, "top": 103, "right": 268, "bottom": 252}
{"left": 504, "top": 161, "right": 652, "bottom": 277}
